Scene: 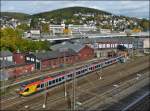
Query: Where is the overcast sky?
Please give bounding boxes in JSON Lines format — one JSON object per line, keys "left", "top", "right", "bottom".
{"left": 1, "top": 0, "right": 149, "bottom": 19}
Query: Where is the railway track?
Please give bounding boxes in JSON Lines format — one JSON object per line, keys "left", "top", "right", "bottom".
{"left": 1, "top": 55, "right": 149, "bottom": 101}
{"left": 13, "top": 69, "right": 149, "bottom": 110}
{"left": 81, "top": 72, "right": 149, "bottom": 110}
{"left": 42, "top": 69, "right": 149, "bottom": 110}
{"left": 1, "top": 56, "right": 149, "bottom": 110}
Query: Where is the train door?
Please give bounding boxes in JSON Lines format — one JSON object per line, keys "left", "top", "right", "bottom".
{"left": 45, "top": 82, "right": 49, "bottom": 89}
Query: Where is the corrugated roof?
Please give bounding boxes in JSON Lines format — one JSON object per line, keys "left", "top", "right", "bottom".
{"left": 31, "top": 49, "right": 77, "bottom": 60}
{"left": 51, "top": 41, "right": 85, "bottom": 53}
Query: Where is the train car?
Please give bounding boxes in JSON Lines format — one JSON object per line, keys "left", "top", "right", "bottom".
{"left": 19, "top": 55, "right": 126, "bottom": 96}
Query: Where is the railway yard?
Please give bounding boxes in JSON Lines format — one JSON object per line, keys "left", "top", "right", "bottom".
{"left": 0, "top": 55, "right": 150, "bottom": 110}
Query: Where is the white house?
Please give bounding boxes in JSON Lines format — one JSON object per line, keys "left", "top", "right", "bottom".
{"left": 49, "top": 24, "right": 65, "bottom": 35}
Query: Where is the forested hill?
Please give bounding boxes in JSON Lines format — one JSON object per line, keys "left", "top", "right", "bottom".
{"left": 1, "top": 12, "right": 30, "bottom": 20}
{"left": 32, "top": 6, "right": 112, "bottom": 19}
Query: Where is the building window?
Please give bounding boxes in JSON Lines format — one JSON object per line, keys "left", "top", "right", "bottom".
{"left": 26, "top": 57, "right": 30, "bottom": 60}
{"left": 31, "top": 58, "right": 34, "bottom": 62}
{"left": 20, "top": 56, "right": 23, "bottom": 59}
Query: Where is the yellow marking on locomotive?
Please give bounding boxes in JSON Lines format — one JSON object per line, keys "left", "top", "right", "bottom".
{"left": 21, "top": 84, "right": 38, "bottom": 96}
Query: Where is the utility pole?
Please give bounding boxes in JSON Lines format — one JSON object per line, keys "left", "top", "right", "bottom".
{"left": 73, "top": 68, "right": 76, "bottom": 110}
{"left": 1, "top": 58, "right": 7, "bottom": 95}
{"left": 60, "top": 48, "right": 68, "bottom": 98}
{"left": 64, "top": 50, "right": 67, "bottom": 99}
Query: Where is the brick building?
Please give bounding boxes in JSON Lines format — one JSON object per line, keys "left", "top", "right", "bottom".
{"left": 51, "top": 41, "right": 94, "bottom": 61}
{"left": 25, "top": 49, "right": 78, "bottom": 70}
{"left": 13, "top": 51, "right": 26, "bottom": 64}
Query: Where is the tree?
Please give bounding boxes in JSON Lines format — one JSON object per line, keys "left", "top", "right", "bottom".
{"left": 16, "top": 23, "right": 30, "bottom": 31}
{"left": 30, "top": 17, "right": 39, "bottom": 29}
{"left": 139, "top": 19, "right": 150, "bottom": 31}
{"left": 0, "top": 28, "right": 51, "bottom": 52}
{"left": 41, "top": 23, "right": 49, "bottom": 33}
{"left": 1, "top": 27, "right": 23, "bottom": 38}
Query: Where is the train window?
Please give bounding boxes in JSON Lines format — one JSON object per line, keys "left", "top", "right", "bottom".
{"left": 62, "top": 77, "right": 64, "bottom": 79}
{"left": 59, "top": 78, "right": 61, "bottom": 81}
{"left": 56, "top": 79, "right": 58, "bottom": 82}
{"left": 24, "top": 88, "right": 29, "bottom": 92}
{"left": 52, "top": 80, "right": 55, "bottom": 84}
{"left": 49, "top": 81, "right": 51, "bottom": 85}
{"left": 41, "top": 83, "right": 44, "bottom": 88}
{"left": 68, "top": 74, "right": 72, "bottom": 77}
{"left": 89, "top": 67, "right": 92, "bottom": 70}
{"left": 37, "top": 84, "right": 40, "bottom": 88}
{"left": 77, "top": 71, "right": 80, "bottom": 75}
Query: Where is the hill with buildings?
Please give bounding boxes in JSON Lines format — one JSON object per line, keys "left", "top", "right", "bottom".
{"left": 1, "top": 6, "right": 149, "bottom": 31}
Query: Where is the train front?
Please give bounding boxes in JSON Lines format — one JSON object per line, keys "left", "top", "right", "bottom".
{"left": 18, "top": 83, "right": 30, "bottom": 96}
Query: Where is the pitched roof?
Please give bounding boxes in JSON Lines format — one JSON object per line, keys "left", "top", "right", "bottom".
{"left": 30, "top": 49, "right": 77, "bottom": 60}
{"left": 51, "top": 41, "right": 85, "bottom": 53}
{"left": 0, "top": 50, "right": 12, "bottom": 57}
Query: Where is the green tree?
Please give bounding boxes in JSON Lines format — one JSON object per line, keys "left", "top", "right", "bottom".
{"left": 41, "top": 23, "right": 49, "bottom": 33}
{"left": 30, "top": 17, "right": 39, "bottom": 29}
{"left": 16, "top": 23, "right": 30, "bottom": 31}
{"left": 139, "top": 19, "right": 150, "bottom": 31}
{"left": 0, "top": 28, "right": 51, "bottom": 52}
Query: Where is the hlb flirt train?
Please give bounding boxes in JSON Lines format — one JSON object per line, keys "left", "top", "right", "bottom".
{"left": 19, "top": 55, "right": 126, "bottom": 96}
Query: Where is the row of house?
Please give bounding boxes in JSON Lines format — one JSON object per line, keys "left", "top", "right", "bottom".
{"left": 23, "top": 24, "right": 98, "bottom": 38}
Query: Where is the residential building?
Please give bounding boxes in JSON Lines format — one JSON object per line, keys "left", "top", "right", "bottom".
{"left": 68, "top": 24, "right": 97, "bottom": 34}
{"left": 49, "top": 24, "right": 65, "bottom": 35}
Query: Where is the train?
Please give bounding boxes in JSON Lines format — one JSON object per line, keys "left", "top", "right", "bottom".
{"left": 19, "top": 55, "right": 126, "bottom": 96}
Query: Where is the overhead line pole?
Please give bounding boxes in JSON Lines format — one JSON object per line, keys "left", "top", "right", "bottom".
{"left": 72, "top": 65, "right": 76, "bottom": 110}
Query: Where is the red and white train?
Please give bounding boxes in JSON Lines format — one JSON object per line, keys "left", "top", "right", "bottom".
{"left": 19, "top": 55, "right": 126, "bottom": 96}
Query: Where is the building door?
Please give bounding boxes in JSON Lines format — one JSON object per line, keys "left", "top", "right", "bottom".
{"left": 36, "top": 62, "right": 41, "bottom": 70}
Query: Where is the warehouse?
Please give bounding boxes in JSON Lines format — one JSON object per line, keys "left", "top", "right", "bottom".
{"left": 0, "top": 61, "right": 35, "bottom": 79}
{"left": 25, "top": 49, "right": 78, "bottom": 70}
{"left": 51, "top": 41, "right": 94, "bottom": 61}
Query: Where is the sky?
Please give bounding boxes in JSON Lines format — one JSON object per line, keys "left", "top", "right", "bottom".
{"left": 1, "top": 0, "right": 149, "bottom": 19}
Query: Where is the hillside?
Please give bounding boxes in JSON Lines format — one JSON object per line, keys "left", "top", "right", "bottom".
{"left": 1, "top": 12, "right": 30, "bottom": 20}
{"left": 1, "top": 6, "right": 149, "bottom": 31}
{"left": 32, "top": 6, "right": 112, "bottom": 20}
